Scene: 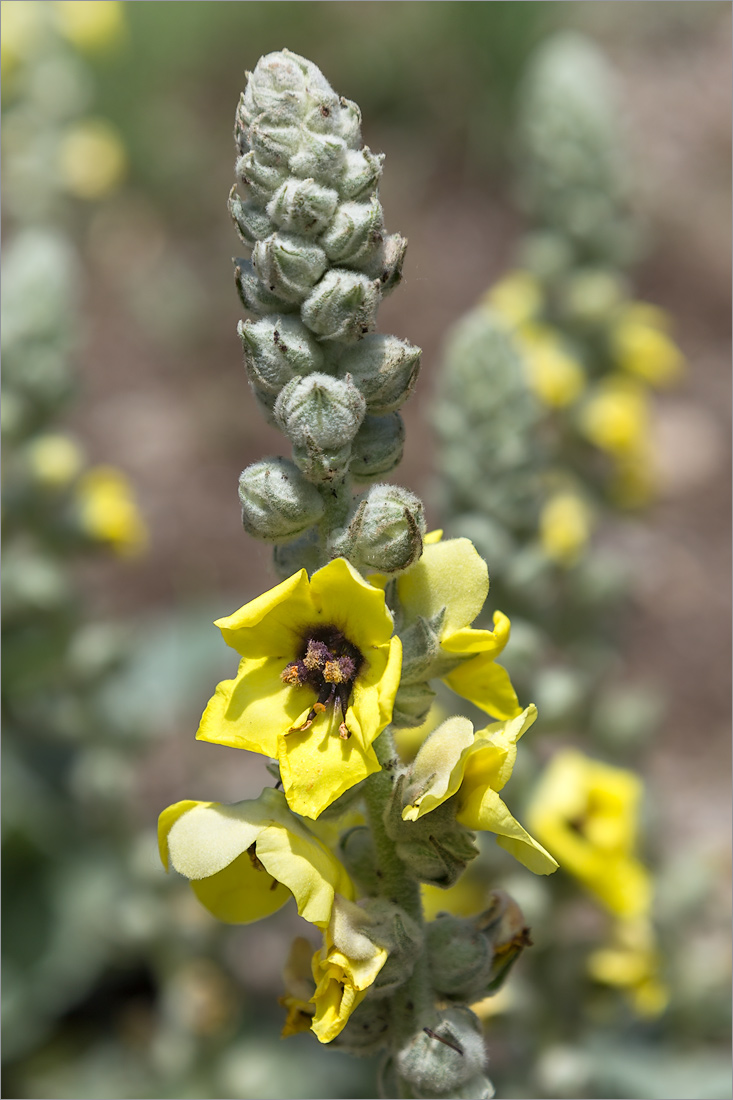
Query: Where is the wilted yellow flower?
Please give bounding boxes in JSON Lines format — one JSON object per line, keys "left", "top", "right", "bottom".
{"left": 485, "top": 270, "right": 543, "bottom": 328}
{"left": 402, "top": 709, "right": 558, "bottom": 875}
{"left": 58, "top": 119, "right": 127, "bottom": 200}
{"left": 539, "top": 491, "right": 594, "bottom": 566}
{"left": 578, "top": 375, "right": 649, "bottom": 459}
{"left": 197, "top": 559, "right": 402, "bottom": 820}
{"left": 588, "top": 917, "right": 669, "bottom": 1018}
{"left": 612, "top": 302, "right": 684, "bottom": 388}
{"left": 520, "top": 324, "right": 585, "bottom": 408}
{"left": 54, "top": 0, "right": 126, "bottom": 51}
{"left": 158, "top": 788, "right": 354, "bottom": 926}
{"left": 526, "top": 750, "right": 652, "bottom": 918}
{"left": 76, "top": 465, "right": 147, "bottom": 556}
{"left": 395, "top": 532, "right": 521, "bottom": 721}
{"left": 26, "top": 433, "right": 84, "bottom": 488}
{"left": 311, "top": 894, "right": 388, "bottom": 1043}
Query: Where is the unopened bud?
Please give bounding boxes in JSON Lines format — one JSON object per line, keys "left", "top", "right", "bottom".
{"left": 338, "top": 826, "right": 380, "bottom": 895}
{"left": 238, "top": 457, "right": 325, "bottom": 543}
{"left": 320, "top": 195, "right": 384, "bottom": 267}
{"left": 385, "top": 780, "right": 478, "bottom": 888}
{"left": 362, "top": 232, "right": 408, "bottom": 295}
{"left": 252, "top": 232, "right": 328, "bottom": 304}
{"left": 235, "top": 259, "right": 297, "bottom": 316}
{"left": 349, "top": 413, "right": 405, "bottom": 483}
{"left": 275, "top": 373, "right": 366, "bottom": 450}
{"left": 391, "top": 680, "right": 436, "bottom": 729}
{"left": 339, "top": 146, "right": 383, "bottom": 201}
{"left": 338, "top": 334, "right": 421, "bottom": 414}
{"left": 330, "top": 996, "right": 390, "bottom": 1055}
{"left": 239, "top": 315, "right": 325, "bottom": 396}
{"left": 301, "top": 269, "right": 381, "bottom": 343}
{"left": 396, "top": 1006, "right": 487, "bottom": 1096}
{"left": 266, "top": 177, "right": 340, "bottom": 237}
{"left": 292, "top": 439, "right": 353, "bottom": 485}
{"left": 228, "top": 187, "right": 271, "bottom": 245}
{"left": 333, "top": 484, "right": 425, "bottom": 575}
{"left": 236, "top": 151, "right": 288, "bottom": 205}
{"left": 427, "top": 913, "right": 492, "bottom": 1001}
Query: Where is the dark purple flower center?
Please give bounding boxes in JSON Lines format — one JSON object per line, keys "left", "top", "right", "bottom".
{"left": 281, "top": 625, "right": 363, "bottom": 739}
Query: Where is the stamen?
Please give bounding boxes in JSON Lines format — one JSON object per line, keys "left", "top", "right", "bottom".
{"left": 247, "top": 844, "right": 265, "bottom": 872}
{"left": 281, "top": 661, "right": 307, "bottom": 686}
{"left": 303, "top": 639, "right": 330, "bottom": 671}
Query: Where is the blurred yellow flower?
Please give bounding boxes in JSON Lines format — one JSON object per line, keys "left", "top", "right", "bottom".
{"left": 158, "top": 789, "right": 355, "bottom": 927}
{"left": 395, "top": 532, "right": 521, "bottom": 721}
{"left": 402, "top": 709, "right": 558, "bottom": 875}
{"left": 485, "top": 270, "right": 543, "bottom": 328}
{"left": 26, "top": 433, "right": 84, "bottom": 488}
{"left": 54, "top": 0, "right": 126, "bottom": 51}
{"left": 527, "top": 750, "right": 652, "bottom": 918}
{"left": 1, "top": 0, "right": 44, "bottom": 77}
{"left": 58, "top": 119, "right": 127, "bottom": 200}
{"left": 539, "top": 491, "right": 594, "bottom": 566}
{"left": 197, "top": 558, "right": 402, "bottom": 820}
{"left": 311, "top": 894, "right": 388, "bottom": 1043}
{"left": 612, "top": 302, "right": 684, "bottom": 388}
{"left": 519, "top": 324, "right": 585, "bottom": 408}
{"left": 578, "top": 375, "right": 649, "bottom": 459}
{"left": 76, "top": 465, "right": 148, "bottom": 556}
{"left": 588, "top": 916, "right": 669, "bottom": 1018}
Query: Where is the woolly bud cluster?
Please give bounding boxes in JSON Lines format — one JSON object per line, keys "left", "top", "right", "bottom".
{"left": 232, "top": 50, "right": 423, "bottom": 575}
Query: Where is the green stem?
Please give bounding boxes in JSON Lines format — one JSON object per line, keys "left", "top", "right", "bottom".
{"left": 364, "top": 728, "right": 434, "bottom": 1049}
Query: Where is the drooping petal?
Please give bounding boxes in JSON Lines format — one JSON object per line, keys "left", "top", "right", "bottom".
{"left": 441, "top": 610, "right": 511, "bottom": 656}
{"left": 215, "top": 569, "right": 313, "bottom": 657}
{"left": 191, "top": 850, "right": 292, "bottom": 923}
{"left": 456, "top": 787, "right": 558, "bottom": 875}
{"left": 401, "top": 716, "right": 475, "bottom": 821}
{"left": 444, "top": 654, "right": 521, "bottom": 720}
{"left": 196, "top": 655, "right": 306, "bottom": 756}
{"left": 396, "top": 537, "right": 489, "bottom": 636}
{"left": 466, "top": 707, "right": 538, "bottom": 793}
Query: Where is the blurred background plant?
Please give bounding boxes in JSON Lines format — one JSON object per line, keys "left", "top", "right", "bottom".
{"left": 1, "top": 3, "right": 730, "bottom": 1099}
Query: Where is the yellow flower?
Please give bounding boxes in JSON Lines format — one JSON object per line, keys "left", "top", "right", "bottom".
{"left": 612, "top": 302, "right": 684, "bottom": 388}
{"left": 54, "top": 0, "right": 126, "bottom": 51}
{"left": 395, "top": 532, "right": 521, "bottom": 722}
{"left": 588, "top": 917, "right": 669, "bottom": 1018}
{"left": 76, "top": 465, "right": 148, "bottom": 556}
{"left": 539, "top": 491, "right": 594, "bottom": 566}
{"left": 311, "top": 893, "right": 388, "bottom": 1043}
{"left": 26, "top": 433, "right": 84, "bottom": 489}
{"left": 1, "top": 0, "right": 44, "bottom": 79}
{"left": 58, "top": 120, "right": 127, "bottom": 200}
{"left": 485, "top": 270, "right": 543, "bottom": 328}
{"left": 158, "top": 788, "right": 354, "bottom": 926}
{"left": 402, "top": 709, "right": 558, "bottom": 875}
{"left": 578, "top": 375, "right": 649, "bottom": 459}
{"left": 519, "top": 324, "right": 585, "bottom": 408}
{"left": 197, "top": 558, "right": 402, "bottom": 820}
{"left": 526, "top": 750, "right": 652, "bottom": 918}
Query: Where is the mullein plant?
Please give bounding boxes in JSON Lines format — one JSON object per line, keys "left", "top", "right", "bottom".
{"left": 430, "top": 31, "right": 687, "bottom": 1086}
{"left": 159, "top": 50, "right": 560, "bottom": 1100}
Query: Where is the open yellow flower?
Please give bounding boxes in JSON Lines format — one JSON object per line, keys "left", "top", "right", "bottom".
{"left": 395, "top": 532, "right": 521, "bottom": 722}
{"left": 526, "top": 750, "right": 652, "bottom": 918}
{"left": 578, "top": 375, "right": 649, "bottom": 459}
{"left": 158, "top": 787, "right": 354, "bottom": 926}
{"left": 401, "top": 709, "right": 558, "bottom": 875}
{"left": 197, "top": 558, "right": 402, "bottom": 820}
{"left": 311, "top": 894, "right": 388, "bottom": 1043}
{"left": 588, "top": 916, "right": 669, "bottom": 1018}
{"left": 75, "top": 466, "right": 148, "bottom": 556}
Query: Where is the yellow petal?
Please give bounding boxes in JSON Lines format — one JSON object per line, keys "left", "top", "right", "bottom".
{"left": 255, "top": 824, "right": 355, "bottom": 927}
{"left": 424, "top": 529, "right": 443, "bottom": 545}
{"left": 441, "top": 610, "right": 511, "bottom": 657}
{"left": 215, "top": 569, "right": 312, "bottom": 658}
{"left": 191, "top": 850, "right": 291, "bottom": 923}
{"left": 277, "top": 722, "right": 380, "bottom": 821}
{"left": 457, "top": 788, "right": 558, "bottom": 875}
{"left": 467, "top": 706, "right": 538, "bottom": 792}
{"left": 158, "top": 799, "right": 205, "bottom": 870}
{"left": 309, "top": 557, "right": 395, "bottom": 648}
{"left": 444, "top": 655, "right": 521, "bottom": 720}
{"left": 196, "top": 656, "right": 304, "bottom": 757}
{"left": 397, "top": 538, "right": 489, "bottom": 636}
{"left": 402, "top": 716, "right": 474, "bottom": 820}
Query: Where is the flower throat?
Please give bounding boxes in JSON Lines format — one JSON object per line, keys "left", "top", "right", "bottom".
{"left": 281, "top": 626, "right": 363, "bottom": 739}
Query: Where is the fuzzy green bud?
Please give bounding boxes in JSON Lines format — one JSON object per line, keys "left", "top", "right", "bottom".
{"left": 349, "top": 412, "right": 405, "bottom": 484}
{"left": 361, "top": 232, "right": 408, "bottom": 294}
{"left": 391, "top": 679, "right": 437, "bottom": 728}
{"left": 235, "top": 259, "right": 297, "bottom": 315}
{"left": 359, "top": 897, "right": 422, "bottom": 997}
{"left": 266, "top": 177, "right": 340, "bottom": 237}
{"left": 332, "top": 484, "right": 425, "bottom": 575}
{"left": 426, "top": 914, "right": 492, "bottom": 1000}
{"left": 385, "top": 780, "right": 478, "bottom": 887}
{"left": 292, "top": 438, "right": 353, "bottom": 485}
{"left": 338, "top": 334, "right": 421, "bottom": 414}
{"left": 330, "top": 996, "right": 391, "bottom": 1055}
{"left": 301, "top": 269, "right": 381, "bottom": 343}
{"left": 275, "top": 372, "right": 366, "bottom": 450}
{"left": 338, "top": 825, "right": 381, "bottom": 895}
{"left": 228, "top": 186, "right": 271, "bottom": 245}
{"left": 235, "top": 151, "right": 288, "bottom": 205}
{"left": 238, "top": 457, "right": 325, "bottom": 542}
{"left": 339, "top": 146, "right": 384, "bottom": 200}
{"left": 238, "top": 315, "right": 325, "bottom": 396}
{"left": 252, "top": 232, "right": 328, "bottom": 304}
{"left": 396, "top": 1007, "right": 488, "bottom": 1097}
{"left": 320, "top": 194, "right": 384, "bottom": 267}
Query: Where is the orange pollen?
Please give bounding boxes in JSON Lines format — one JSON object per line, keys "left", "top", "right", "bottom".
{"left": 323, "top": 659, "right": 345, "bottom": 684}
{"left": 281, "top": 665, "right": 303, "bottom": 685}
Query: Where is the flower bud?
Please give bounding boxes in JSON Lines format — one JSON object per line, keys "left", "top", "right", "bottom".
{"left": 275, "top": 373, "right": 366, "bottom": 450}
{"left": 301, "top": 269, "right": 381, "bottom": 343}
{"left": 391, "top": 680, "right": 436, "bottom": 729}
{"left": 349, "top": 413, "right": 405, "bottom": 483}
{"left": 361, "top": 897, "right": 422, "bottom": 997}
{"left": 329, "top": 996, "right": 391, "bottom": 1055}
{"left": 238, "top": 457, "right": 325, "bottom": 543}
{"left": 338, "top": 334, "right": 421, "bottom": 414}
{"left": 332, "top": 484, "right": 425, "bottom": 575}
{"left": 228, "top": 187, "right": 271, "bottom": 245}
{"left": 252, "top": 232, "right": 328, "bottom": 304}
{"left": 266, "top": 177, "right": 340, "bottom": 237}
{"left": 426, "top": 914, "right": 492, "bottom": 1001}
{"left": 235, "top": 260, "right": 297, "bottom": 316}
{"left": 290, "top": 128, "right": 347, "bottom": 183}
{"left": 236, "top": 151, "right": 288, "bottom": 204}
{"left": 292, "top": 439, "right": 353, "bottom": 485}
{"left": 478, "top": 889, "right": 533, "bottom": 993}
{"left": 240, "top": 49, "right": 321, "bottom": 129}
{"left": 248, "top": 114, "right": 302, "bottom": 166}
{"left": 238, "top": 315, "right": 325, "bottom": 396}
{"left": 396, "top": 1006, "right": 487, "bottom": 1096}
{"left": 385, "top": 780, "right": 479, "bottom": 888}
{"left": 338, "top": 826, "right": 380, "bottom": 895}
{"left": 339, "top": 146, "right": 384, "bottom": 201}
{"left": 362, "top": 232, "right": 408, "bottom": 295}
{"left": 320, "top": 195, "right": 384, "bottom": 267}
